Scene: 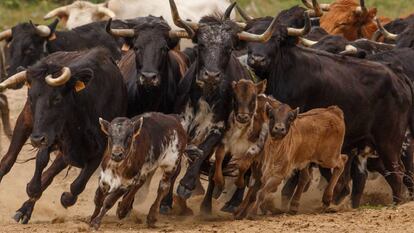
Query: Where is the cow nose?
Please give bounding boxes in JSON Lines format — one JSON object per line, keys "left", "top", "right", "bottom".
{"left": 111, "top": 151, "right": 124, "bottom": 162}
{"left": 141, "top": 72, "right": 158, "bottom": 80}
{"left": 249, "top": 55, "right": 266, "bottom": 66}
{"left": 273, "top": 123, "right": 286, "bottom": 135}
{"left": 202, "top": 70, "right": 222, "bottom": 83}
{"left": 236, "top": 113, "right": 250, "bottom": 123}
{"left": 30, "top": 135, "right": 47, "bottom": 147}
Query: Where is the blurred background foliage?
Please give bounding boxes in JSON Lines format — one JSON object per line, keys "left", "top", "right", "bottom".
{"left": 0, "top": 0, "right": 413, "bottom": 29}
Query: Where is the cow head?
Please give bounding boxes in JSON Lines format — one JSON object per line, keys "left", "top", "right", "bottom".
{"left": 231, "top": 79, "right": 266, "bottom": 125}
{"left": 107, "top": 16, "right": 184, "bottom": 87}
{"left": 303, "top": 0, "right": 378, "bottom": 40}
{"left": 266, "top": 102, "right": 299, "bottom": 139}
{"left": 100, "top": 117, "right": 143, "bottom": 162}
{"left": 374, "top": 19, "right": 414, "bottom": 49}
{"left": 169, "top": 0, "right": 277, "bottom": 92}
{"left": 44, "top": 0, "right": 115, "bottom": 29}
{"left": 0, "top": 20, "right": 59, "bottom": 76}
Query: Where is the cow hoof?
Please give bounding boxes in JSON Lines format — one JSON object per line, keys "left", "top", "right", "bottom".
{"left": 90, "top": 218, "right": 101, "bottom": 231}
{"left": 177, "top": 184, "right": 192, "bottom": 200}
{"left": 212, "top": 186, "right": 223, "bottom": 199}
{"left": 0, "top": 171, "right": 4, "bottom": 183}
{"left": 221, "top": 204, "right": 238, "bottom": 213}
{"left": 146, "top": 216, "right": 157, "bottom": 228}
{"left": 200, "top": 203, "right": 212, "bottom": 216}
{"left": 159, "top": 204, "right": 172, "bottom": 215}
{"left": 61, "top": 192, "right": 78, "bottom": 208}
{"left": 13, "top": 211, "right": 30, "bottom": 224}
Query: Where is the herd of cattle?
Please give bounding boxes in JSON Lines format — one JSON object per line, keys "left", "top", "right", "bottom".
{"left": 0, "top": 0, "right": 413, "bottom": 229}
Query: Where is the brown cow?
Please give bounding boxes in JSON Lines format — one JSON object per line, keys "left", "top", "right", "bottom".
{"left": 243, "top": 102, "right": 347, "bottom": 219}
{"left": 210, "top": 80, "right": 267, "bottom": 198}
{"left": 90, "top": 112, "right": 186, "bottom": 229}
{"left": 303, "top": 0, "right": 388, "bottom": 40}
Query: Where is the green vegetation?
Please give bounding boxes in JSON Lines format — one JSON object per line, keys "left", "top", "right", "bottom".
{"left": 0, "top": 0, "right": 413, "bottom": 29}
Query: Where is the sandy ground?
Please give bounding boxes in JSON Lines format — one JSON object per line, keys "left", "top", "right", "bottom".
{"left": 0, "top": 86, "right": 413, "bottom": 233}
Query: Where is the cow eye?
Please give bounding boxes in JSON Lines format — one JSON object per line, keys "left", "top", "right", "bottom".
{"left": 52, "top": 95, "right": 62, "bottom": 105}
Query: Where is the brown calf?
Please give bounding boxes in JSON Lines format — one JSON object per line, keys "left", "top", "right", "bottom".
{"left": 90, "top": 112, "right": 186, "bottom": 229}
{"left": 244, "top": 102, "right": 347, "bottom": 218}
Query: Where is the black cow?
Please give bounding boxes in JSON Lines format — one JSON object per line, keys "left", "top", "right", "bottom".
{"left": 372, "top": 14, "right": 414, "bottom": 43}
{"left": 242, "top": 12, "right": 414, "bottom": 211}
{"left": 0, "top": 19, "right": 129, "bottom": 184}
{"left": 0, "top": 48, "right": 127, "bottom": 223}
{"left": 168, "top": 0, "right": 277, "bottom": 214}
{"left": 0, "top": 19, "right": 127, "bottom": 77}
{"left": 373, "top": 18, "right": 414, "bottom": 48}
{"left": 106, "top": 16, "right": 190, "bottom": 116}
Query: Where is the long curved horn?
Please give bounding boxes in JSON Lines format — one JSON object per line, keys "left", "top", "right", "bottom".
{"left": 374, "top": 18, "right": 398, "bottom": 41}
{"left": 169, "top": 0, "right": 198, "bottom": 37}
{"left": 287, "top": 12, "right": 311, "bottom": 37}
{"left": 44, "top": 6, "right": 69, "bottom": 20}
{"left": 224, "top": 2, "right": 237, "bottom": 20}
{"left": 97, "top": 5, "right": 116, "bottom": 18}
{"left": 30, "top": 21, "right": 51, "bottom": 37}
{"left": 106, "top": 18, "right": 135, "bottom": 37}
{"left": 355, "top": 0, "right": 368, "bottom": 15}
{"left": 307, "top": 0, "right": 323, "bottom": 17}
{"left": 302, "top": 0, "right": 330, "bottom": 11}
{"left": 169, "top": 30, "right": 191, "bottom": 39}
{"left": 45, "top": 67, "right": 71, "bottom": 86}
{"left": 235, "top": 4, "right": 253, "bottom": 21}
{"left": 0, "top": 71, "right": 27, "bottom": 91}
{"left": 237, "top": 14, "right": 277, "bottom": 42}
{"left": 339, "top": 44, "right": 358, "bottom": 55}
{"left": 299, "top": 37, "right": 317, "bottom": 47}
{"left": 0, "top": 29, "right": 12, "bottom": 41}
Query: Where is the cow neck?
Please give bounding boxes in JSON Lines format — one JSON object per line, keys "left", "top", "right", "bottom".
{"left": 264, "top": 120, "right": 297, "bottom": 167}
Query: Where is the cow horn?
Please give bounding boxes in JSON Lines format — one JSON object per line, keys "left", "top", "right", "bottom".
{"left": 287, "top": 12, "right": 311, "bottom": 37}
{"left": 339, "top": 44, "right": 358, "bottom": 55}
{"left": 299, "top": 37, "right": 317, "bottom": 47}
{"left": 0, "top": 29, "right": 12, "bottom": 41}
{"left": 237, "top": 14, "right": 277, "bottom": 42}
{"left": 45, "top": 67, "right": 71, "bottom": 86}
{"left": 169, "top": 30, "right": 191, "bottom": 39}
{"left": 235, "top": 4, "right": 253, "bottom": 21}
{"left": 44, "top": 6, "right": 69, "bottom": 20}
{"left": 355, "top": 0, "right": 368, "bottom": 15}
{"left": 97, "top": 6, "right": 116, "bottom": 18}
{"left": 306, "top": 0, "right": 323, "bottom": 17}
{"left": 224, "top": 2, "right": 237, "bottom": 20}
{"left": 169, "top": 0, "right": 198, "bottom": 38}
{"left": 301, "top": 0, "right": 330, "bottom": 11}
{"left": 30, "top": 21, "right": 51, "bottom": 37}
{"left": 106, "top": 18, "right": 135, "bottom": 37}
{"left": 374, "top": 18, "right": 398, "bottom": 41}
{"left": 0, "top": 71, "right": 27, "bottom": 91}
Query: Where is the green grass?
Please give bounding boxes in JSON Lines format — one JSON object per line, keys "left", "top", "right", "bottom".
{"left": 0, "top": 0, "right": 413, "bottom": 30}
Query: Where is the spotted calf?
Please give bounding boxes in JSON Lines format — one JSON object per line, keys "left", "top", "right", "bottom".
{"left": 90, "top": 113, "right": 186, "bottom": 229}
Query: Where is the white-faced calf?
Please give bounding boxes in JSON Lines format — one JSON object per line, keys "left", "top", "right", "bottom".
{"left": 90, "top": 113, "right": 186, "bottom": 229}
{"left": 245, "top": 102, "right": 347, "bottom": 218}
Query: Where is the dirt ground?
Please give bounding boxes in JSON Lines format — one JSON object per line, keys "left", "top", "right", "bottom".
{"left": 0, "top": 86, "right": 413, "bottom": 233}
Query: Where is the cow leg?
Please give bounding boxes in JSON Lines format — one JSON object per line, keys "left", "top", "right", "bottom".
{"left": 0, "top": 102, "right": 32, "bottom": 183}
{"left": 0, "top": 94, "right": 12, "bottom": 139}
{"left": 116, "top": 180, "right": 146, "bottom": 220}
{"left": 90, "top": 188, "right": 126, "bottom": 230}
{"left": 177, "top": 129, "right": 223, "bottom": 199}
{"left": 160, "top": 163, "right": 181, "bottom": 215}
{"left": 61, "top": 158, "right": 101, "bottom": 208}
{"left": 246, "top": 176, "right": 281, "bottom": 219}
{"left": 281, "top": 171, "right": 299, "bottom": 212}
{"left": 402, "top": 139, "right": 414, "bottom": 198}
{"left": 234, "top": 178, "right": 261, "bottom": 219}
{"left": 212, "top": 144, "right": 225, "bottom": 196}
{"left": 221, "top": 187, "right": 245, "bottom": 213}
{"left": 14, "top": 154, "right": 67, "bottom": 224}
{"left": 200, "top": 166, "right": 215, "bottom": 215}
{"left": 333, "top": 153, "right": 353, "bottom": 205}
{"left": 147, "top": 169, "right": 174, "bottom": 228}
{"left": 350, "top": 157, "right": 368, "bottom": 208}
{"left": 26, "top": 148, "right": 51, "bottom": 198}
{"left": 90, "top": 186, "right": 105, "bottom": 221}
{"left": 323, "top": 154, "right": 347, "bottom": 209}
{"left": 289, "top": 167, "right": 311, "bottom": 214}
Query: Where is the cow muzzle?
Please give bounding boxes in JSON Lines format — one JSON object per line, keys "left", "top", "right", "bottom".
{"left": 248, "top": 54, "right": 268, "bottom": 69}
{"left": 270, "top": 123, "right": 287, "bottom": 139}
{"left": 236, "top": 113, "right": 251, "bottom": 124}
{"left": 139, "top": 72, "right": 160, "bottom": 87}
{"left": 111, "top": 147, "right": 126, "bottom": 162}
{"left": 30, "top": 134, "right": 48, "bottom": 148}
{"left": 197, "top": 69, "right": 222, "bottom": 88}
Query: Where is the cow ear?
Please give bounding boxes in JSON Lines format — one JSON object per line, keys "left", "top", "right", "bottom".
{"left": 290, "top": 107, "right": 300, "bottom": 121}
{"left": 133, "top": 117, "right": 144, "bottom": 138}
{"left": 73, "top": 68, "right": 94, "bottom": 92}
{"left": 256, "top": 79, "right": 267, "bottom": 94}
{"left": 48, "top": 19, "right": 59, "bottom": 34}
{"left": 99, "top": 118, "right": 110, "bottom": 135}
